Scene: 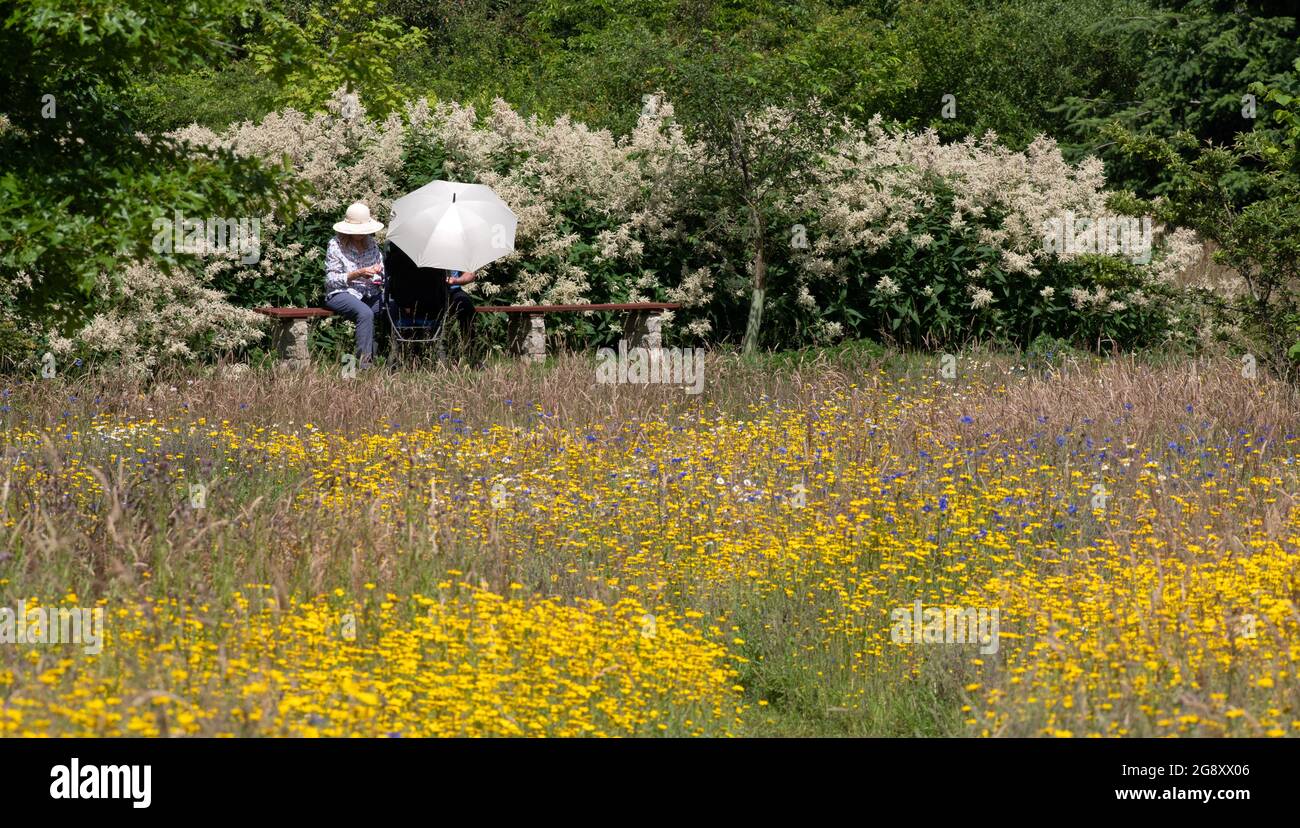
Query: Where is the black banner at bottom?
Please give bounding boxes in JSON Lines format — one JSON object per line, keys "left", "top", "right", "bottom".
{"left": 1, "top": 737, "right": 1288, "bottom": 816}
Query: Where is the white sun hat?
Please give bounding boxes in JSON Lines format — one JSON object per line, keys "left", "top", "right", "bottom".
{"left": 333, "top": 202, "right": 385, "bottom": 235}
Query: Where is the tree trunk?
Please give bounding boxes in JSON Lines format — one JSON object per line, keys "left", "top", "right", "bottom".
{"left": 742, "top": 210, "right": 766, "bottom": 356}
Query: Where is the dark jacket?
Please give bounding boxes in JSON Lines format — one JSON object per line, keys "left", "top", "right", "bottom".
{"left": 383, "top": 242, "right": 451, "bottom": 324}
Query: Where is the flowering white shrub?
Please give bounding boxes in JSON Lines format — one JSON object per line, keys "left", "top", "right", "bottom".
{"left": 26, "top": 89, "right": 1213, "bottom": 372}
{"left": 0, "top": 269, "right": 40, "bottom": 372}
{"left": 160, "top": 89, "right": 702, "bottom": 349}
{"left": 46, "top": 261, "right": 264, "bottom": 378}
{"left": 172, "top": 92, "right": 408, "bottom": 301}
{"left": 401, "top": 96, "right": 699, "bottom": 315}
{"left": 782, "top": 116, "right": 1205, "bottom": 346}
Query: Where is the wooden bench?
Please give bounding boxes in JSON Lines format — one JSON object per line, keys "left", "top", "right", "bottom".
{"left": 253, "top": 302, "right": 680, "bottom": 366}
{"left": 477, "top": 303, "right": 681, "bottom": 363}
{"left": 253, "top": 308, "right": 333, "bottom": 368}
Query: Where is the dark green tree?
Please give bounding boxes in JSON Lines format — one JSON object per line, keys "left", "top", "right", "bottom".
{"left": 1059, "top": 0, "right": 1300, "bottom": 194}
{"left": 1107, "top": 64, "right": 1300, "bottom": 376}
{"left": 249, "top": 0, "right": 427, "bottom": 118}
{"left": 0, "top": 0, "right": 298, "bottom": 325}
{"left": 667, "top": 36, "right": 841, "bottom": 354}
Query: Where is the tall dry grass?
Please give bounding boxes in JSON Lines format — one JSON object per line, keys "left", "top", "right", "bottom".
{"left": 2, "top": 346, "right": 1298, "bottom": 735}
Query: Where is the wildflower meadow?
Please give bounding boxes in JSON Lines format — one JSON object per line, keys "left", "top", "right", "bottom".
{"left": 3, "top": 349, "right": 1297, "bottom": 738}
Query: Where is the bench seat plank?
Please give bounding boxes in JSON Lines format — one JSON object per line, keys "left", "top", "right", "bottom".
{"left": 252, "top": 302, "right": 681, "bottom": 365}
{"left": 253, "top": 303, "right": 681, "bottom": 317}
{"left": 475, "top": 303, "right": 680, "bottom": 313}
{"left": 253, "top": 307, "right": 334, "bottom": 319}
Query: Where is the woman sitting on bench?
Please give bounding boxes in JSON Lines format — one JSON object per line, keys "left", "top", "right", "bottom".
{"left": 324, "top": 202, "right": 386, "bottom": 367}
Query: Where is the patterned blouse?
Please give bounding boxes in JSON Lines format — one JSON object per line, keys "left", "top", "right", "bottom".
{"left": 324, "top": 235, "right": 384, "bottom": 300}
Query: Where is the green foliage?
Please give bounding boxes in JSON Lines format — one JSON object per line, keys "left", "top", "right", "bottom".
{"left": 118, "top": 0, "right": 1173, "bottom": 147}
{"left": 1058, "top": 0, "right": 1300, "bottom": 194}
{"left": 249, "top": 0, "right": 427, "bottom": 117}
{"left": 109, "top": 0, "right": 1292, "bottom": 203}
{"left": 12, "top": 0, "right": 1283, "bottom": 370}
{"left": 891, "top": 0, "right": 1150, "bottom": 147}
{"left": 674, "top": 59, "right": 839, "bottom": 351}
{"left": 123, "top": 61, "right": 280, "bottom": 133}
{"left": 0, "top": 316, "right": 40, "bottom": 373}
{"left": 0, "top": 0, "right": 297, "bottom": 324}
{"left": 1108, "top": 69, "right": 1300, "bottom": 376}
{"left": 770, "top": 8, "right": 916, "bottom": 122}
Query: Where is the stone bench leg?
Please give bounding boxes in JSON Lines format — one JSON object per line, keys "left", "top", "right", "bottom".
{"left": 270, "top": 318, "right": 310, "bottom": 368}
{"left": 624, "top": 310, "right": 663, "bottom": 350}
{"left": 508, "top": 313, "right": 546, "bottom": 362}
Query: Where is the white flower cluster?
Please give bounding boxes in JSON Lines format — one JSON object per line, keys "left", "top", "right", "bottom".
{"left": 772, "top": 117, "right": 1207, "bottom": 336}
{"left": 188, "top": 92, "right": 1206, "bottom": 337}
{"left": 49, "top": 261, "right": 264, "bottom": 378}
{"left": 172, "top": 91, "right": 409, "bottom": 292}
{"left": 57, "top": 89, "right": 1213, "bottom": 370}
{"left": 402, "top": 95, "right": 699, "bottom": 306}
